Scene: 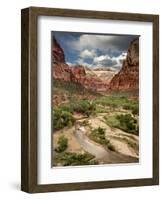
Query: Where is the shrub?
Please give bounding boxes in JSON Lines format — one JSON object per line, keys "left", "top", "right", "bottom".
{"left": 132, "top": 105, "right": 139, "bottom": 115}
{"left": 116, "top": 114, "right": 137, "bottom": 133}
{"left": 59, "top": 105, "right": 73, "bottom": 113}
{"left": 55, "top": 135, "right": 68, "bottom": 153}
{"left": 54, "top": 152, "right": 97, "bottom": 166}
{"left": 53, "top": 108, "right": 75, "bottom": 131}
{"left": 90, "top": 127, "right": 115, "bottom": 151}
{"left": 90, "top": 127, "right": 107, "bottom": 145}
{"left": 123, "top": 104, "right": 131, "bottom": 110}
{"left": 94, "top": 96, "right": 129, "bottom": 108}
{"left": 72, "top": 100, "right": 96, "bottom": 116}
{"left": 105, "top": 114, "right": 138, "bottom": 135}
{"left": 81, "top": 120, "right": 90, "bottom": 126}
{"left": 123, "top": 103, "right": 139, "bottom": 116}
{"left": 107, "top": 142, "right": 116, "bottom": 151}
{"left": 58, "top": 100, "right": 96, "bottom": 117}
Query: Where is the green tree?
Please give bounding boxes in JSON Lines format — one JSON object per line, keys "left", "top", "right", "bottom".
{"left": 55, "top": 135, "right": 68, "bottom": 153}
{"left": 53, "top": 108, "right": 75, "bottom": 131}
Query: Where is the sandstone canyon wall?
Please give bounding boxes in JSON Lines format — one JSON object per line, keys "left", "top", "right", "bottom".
{"left": 52, "top": 36, "right": 110, "bottom": 92}
{"left": 52, "top": 36, "right": 139, "bottom": 92}
{"left": 109, "top": 38, "right": 139, "bottom": 91}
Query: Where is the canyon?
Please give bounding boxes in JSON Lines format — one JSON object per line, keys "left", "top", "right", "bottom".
{"left": 52, "top": 36, "right": 139, "bottom": 166}
{"left": 52, "top": 36, "right": 139, "bottom": 92}
{"left": 109, "top": 39, "right": 139, "bottom": 91}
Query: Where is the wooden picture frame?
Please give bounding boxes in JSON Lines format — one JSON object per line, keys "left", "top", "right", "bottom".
{"left": 21, "top": 7, "right": 159, "bottom": 193}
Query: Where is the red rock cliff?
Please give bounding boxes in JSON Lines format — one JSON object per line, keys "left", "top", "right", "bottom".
{"left": 109, "top": 38, "right": 139, "bottom": 91}
{"left": 52, "top": 36, "right": 110, "bottom": 92}
{"left": 53, "top": 37, "right": 65, "bottom": 63}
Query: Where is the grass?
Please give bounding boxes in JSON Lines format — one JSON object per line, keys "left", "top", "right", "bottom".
{"left": 54, "top": 152, "right": 98, "bottom": 166}
{"left": 89, "top": 127, "right": 115, "bottom": 151}
{"left": 104, "top": 114, "right": 139, "bottom": 135}
{"left": 94, "top": 96, "right": 138, "bottom": 114}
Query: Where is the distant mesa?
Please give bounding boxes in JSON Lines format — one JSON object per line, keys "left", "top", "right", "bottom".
{"left": 52, "top": 36, "right": 139, "bottom": 92}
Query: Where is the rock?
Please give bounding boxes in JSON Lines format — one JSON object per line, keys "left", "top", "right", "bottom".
{"left": 109, "top": 38, "right": 139, "bottom": 91}
{"left": 52, "top": 36, "right": 111, "bottom": 92}
{"left": 52, "top": 36, "right": 139, "bottom": 92}
{"left": 52, "top": 37, "right": 65, "bottom": 63}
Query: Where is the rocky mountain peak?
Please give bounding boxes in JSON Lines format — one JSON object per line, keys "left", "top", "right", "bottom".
{"left": 52, "top": 36, "right": 139, "bottom": 93}
{"left": 52, "top": 37, "right": 65, "bottom": 63}
{"left": 109, "top": 38, "right": 139, "bottom": 91}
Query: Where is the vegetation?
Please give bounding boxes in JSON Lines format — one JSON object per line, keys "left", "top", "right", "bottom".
{"left": 90, "top": 127, "right": 115, "bottom": 151}
{"left": 95, "top": 105, "right": 110, "bottom": 113}
{"left": 71, "top": 100, "right": 96, "bottom": 116}
{"left": 104, "top": 114, "right": 139, "bottom": 135}
{"left": 81, "top": 119, "right": 90, "bottom": 126}
{"left": 54, "top": 79, "right": 100, "bottom": 97}
{"left": 53, "top": 108, "right": 75, "bottom": 131}
{"left": 54, "top": 152, "right": 98, "bottom": 166}
{"left": 53, "top": 81, "right": 139, "bottom": 166}
{"left": 131, "top": 105, "right": 139, "bottom": 115}
{"left": 122, "top": 137, "right": 138, "bottom": 149}
{"left": 94, "top": 96, "right": 138, "bottom": 114}
{"left": 107, "top": 143, "right": 116, "bottom": 151}
{"left": 55, "top": 135, "right": 68, "bottom": 153}
{"left": 58, "top": 100, "right": 96, "bottom": 117}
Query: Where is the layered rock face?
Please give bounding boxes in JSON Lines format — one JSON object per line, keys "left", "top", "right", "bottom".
{"left": 52, "top": 37, "right": 65, "bottom": 63}
{"left": 109, "top": 38, "right": 139, "bottom": 91}
{"left": 53, "top": 36, "right": 139, "bottom": 92}
{"left": 52, "top": 37, "right": 110, "bottom": 92}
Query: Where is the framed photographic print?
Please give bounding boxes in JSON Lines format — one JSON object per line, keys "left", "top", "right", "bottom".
{"left": 21, "top": 7, "right": 159, "bottom": 193}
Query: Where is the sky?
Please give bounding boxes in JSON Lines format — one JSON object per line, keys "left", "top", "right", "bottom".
{"left": 52, "top": 31, "right": 138, "bottom": 70}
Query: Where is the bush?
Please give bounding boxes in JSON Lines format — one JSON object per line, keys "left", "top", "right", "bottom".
{"left": 94, "top": 96, "right": 139, "bottom": 115}
{"left": 123, "top": 103, "right": 139, "bottom": 116}
{"left": 107, "top": 142, "right": 116, "bottom": 151}
{"left": 105, "top": 114, "right": 139, "bottom": 134}
{"left": 58, "top": 100, "right": 96, "bottom": 117}
{"left": 90, "top": 127, "right": 115, "bottom": 151}
{"left": 116, "top": 114, "right": 137, "bottom": 133}
{"left": 94, "top": 96, "right": 128, "bottom": 108}
{"left": 53, "top": 108, "right": 75, "bottom": 131}
{"left": 72, "top": 100, "right": 96, "bottom": 116}
{"left": 55, "top": 135, "right": 68, "bottom": 153}
{"left": 105, "top": 114, "right": 138, "bottom": 135}
{"left": 132, "top": 105, "right": 139, "bottom": 115}
{"left": 54, "top": 152, "right": 98, "bottom": 166}
{"left": 59, "top": 105, "right": 73, "bottom": 113}
{"left": 81, "top": 120, "right": 90, "bottom": 126}
{"left": 90, "top": 127, "right": 107, "bottom": 145}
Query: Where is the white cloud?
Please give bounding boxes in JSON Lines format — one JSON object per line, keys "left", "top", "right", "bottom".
{"left": 93, "top": 52, "right": 127, "bottom": 69}
{"left": 80, "top": 49, "right": 96, "bottom": 58}
{"left": 93, "top": 55, "right": 117, "bottom": 67}
{"left": 76, "top": 58, "right": 92, "bottom": 68}
{"left": 94, "top": 55, "right": 111, "bottom": 63}
{"left": 67, "top": 62, "right": 75, "bottom": 66}
{"left": 68, "top": 51, "right": 127, "bottom": 70}
{"left": 112, "top": 52, "right": 127, "bottom": 66}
